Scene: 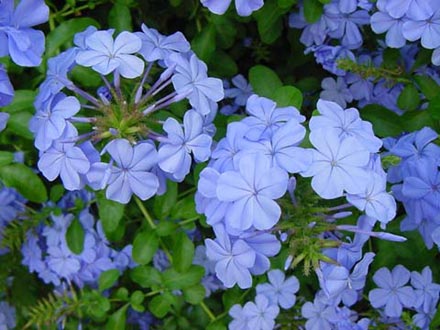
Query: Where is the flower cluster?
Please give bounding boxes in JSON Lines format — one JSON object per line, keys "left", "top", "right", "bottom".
{"left": 198, "top": 94, "right": 310, "bottom": 288}
{"left": 30, "top": 25, "right": 223, "bottom": 204}
{"left": 385, "top": 127, "right": 440, "bottom": 249}
{"left": 21, "top": 190, "right": 135, "bottom": 288}
{"left": 369, "top": 265, "right": 440, "bottom": 328}
{"left": 200, "top": 0, "right": 264, "bottom": 16}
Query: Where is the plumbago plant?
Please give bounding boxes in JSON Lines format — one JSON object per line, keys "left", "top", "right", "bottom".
{"left": 1, "top": 0, "right": 440, "bottom": 329}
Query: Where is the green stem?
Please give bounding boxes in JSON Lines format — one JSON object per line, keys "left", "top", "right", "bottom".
{"left": 134, "top": 197, "right": 173, "bottom": 262}
{"left": 178, "top": 187, "right": 196, "bottom": 199}
{"left": 134, "top": 197, "right": 156, "bottom": 229}
{"left": 200, "top": 301, "right": 216, "bottom": 322}
{"left": 179, "top": 216, "right": 199, "bottom": 226}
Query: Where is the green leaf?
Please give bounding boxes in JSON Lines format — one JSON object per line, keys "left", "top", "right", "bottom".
{"left": 84, "top": 291, "right": 111, "bottom": 320}
{"left": 427, "top": 94, "right": 440, "bottom": 120}
{"left": 46, "top": 18, "right": 100, "bottom": 57}
{"left": 397, "top": 84, "right": 420, "bottom": 111}
{"left": 108, "top": 3, "right": 133, "bottom": 33}
{"left": 414, "top": 75, "right": 440, "bottom": 100}
{"left": 149, "top": 293, "right": 174, "bottom": 318}
{"left": 1, "top": 90, "right": 36, "bottom": 114}
{"left": 132, "top": 230, "right": 159, "bottom": 265}
{"left": 154, "top": 181, "right": 177, "bottom": 220}
{"left": 172, "top": 232, "right": 194, "bottom": 273}
{"left": 249, "top": 65, "right": 282, "bottom": 99}
{"left": 70, "top": 66, "right": 102, "bottom": 88}
{"left": 49, "top": 185, "right": 65, "bottom": 203}
{"left": 98, "top": 269, "right": 120, "bottom": 292}
{"left": 359, "top": 104, "right": 404, "bottom": 137}
{"left": 162, "top": 265, "right": 205, "bottom": 290}
{"left": 130, "top": 290, "right": 144, "bottom": 306}
{"left": 207, "top": 321, "right": 227, "bottom": 330}
{"left": 431, "top": 307, "right": 440, "bottom": 330}
{"left": 130, "top": 290, "right": 145, "bottom": 312}
{"left": 304, "top": 0, "right": 323, "bottom": 23}
{"left": 0, "top": 151, "right": 14, "bottom": 167}
{"left": 97, "top": 192, "right": 125, "bottom": 234}
{"left": 211, "top": 16, "right": 236, "bottom": 49}
{"left": 156, "top": 221, "right": 179, "bottom": 237}
{"left": 66, "top": 218, "right": 85, "bottom": 255}
{"left": 130, "top": 266, "right": 162, "bottom": 288}
{"left": 209, "top": 51, "right": 238, "bottom": 77}
{"left": 171, "top": 195, "right": 198, "bottom": 219}
{"left": 183, "top": 284, "right": 205, "bottom": 305}
{"left": 106, "top": 304, "right": 128, "bottom": 330}
{"left": 401, "top": 109, "right": 436, "bottom": 132}
{"left": 0, "top": 164, "right": 47, "bottom": 203}
{"left": 191, "top": 24, "right": 216, "bottom": 63}
{"left": 272, "top": 85, "right": 303, "bottom": 108}
{"left": 7, "top": 112, "right": 33, "bottom": 139}
{"left": 277, "top": 0, "right": 296, "bottom": 9}
{"left": 254, "top": 2, "right": 286, "bottom": 44}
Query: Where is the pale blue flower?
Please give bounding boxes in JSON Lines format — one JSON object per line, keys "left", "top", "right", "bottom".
{"left": 256, "top": 269, "right": 299, "bottom": 309}
{"left": 369, "top": 265, "right": 416, "bottom": 317}
{"left": 76, "top": 30, "right": 144, "bottom": 78}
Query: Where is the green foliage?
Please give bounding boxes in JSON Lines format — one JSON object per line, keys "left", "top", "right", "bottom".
{"left": 46, "top": 18, "right": 100, "bottom": 57}
{"left": 98, "top": 269, "right": 121, "bottom": 292}
{"left": 192, "top": 24, "right": 217, "bottom": 63}
{"left": 254, "top": 1, "right": 289, "bottom": 44}
{"left": 106, "top": 304, "right": 128, "bottom": 330}
{"left": 149, "top": 293, "right": 175, "bottom": 318}
{"left": 172, "top": 231, "right": 195, "bottom": 272}
{"left": 249, "top": 65, "right": 283, "bottom": 98}
{"left": 273, "top": 85, "right": 303, "bottom": 108}
{"left": 303, "top": 0, "right": 323, "bottom": 23}
{"left": 132, "top": 230, "right": 159, "bottom": 264}
{"left": 97, "top": 192, "right": 125, "bottom": 236}
{"left": 108, "top": 3, "right": 133, "bottom": 33}
{"left": 0, "top": 163, "right": 47, "bottom": 203}
{"left": 397, "top": 84, "right": 420, "bottom": 111}
{"left": 66, "top": 217, "right": 85, "bottom": 254}
{"left": 360, "top": 104, "right": 404, "bottom": 137}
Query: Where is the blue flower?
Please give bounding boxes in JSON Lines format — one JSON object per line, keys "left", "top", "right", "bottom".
{"left": 411, "top": 266, "right": 440, "bottom": 313}
{"left": 135, "top": 24, "right": 190, "bottom": 62}
{"left": 319, "top": 77, "right": 353, "bottom": 108}
{"left": 76, "top": 30, "right": 144, "bottom": 78}
{"left": 301, "top": 292, "right": 337, "bottom": 330}
{"left": 256, "top": 269, "right": 299, "bottom": 309}
{"left": 216, "top": 153, "right": 288, "bottom": 231}
{"left": 0, "top": 64, "right": 14, "bottom": 107}
{"left": 30, "top": 93, "right": 81, "bottom": 151}
{"left": 324, "top": 2, "right": 370, "bottom": 49}
{"left": 0, "top": 301, "right": 16, "bottom": 330}
{"left": 169, "top": 53, "right": 224, "bottom": 115}
{"left": 38, "top": 126, "right": 90, "bottom": 191}
{"left": 98, "top": 139, "right": 159, "bottom": 204}
{"left": 240, "top": 119, "right": 312, "bottom": 174}
{"left": 310, "top": 99, "right": 383, "bottom": 153}
{"left": 302, "top": 130, "right": 370, "bottom": 199}
{"left": 369, "top": 265, "right": 416, "bottom": 317}
{"left": 158, "top": 109, "right": 212, "bottom": 181}
{"left": 370, "top": 1, "right": 408, "bottom": 48}
{"left": 242, "top": 295, "right": 279, "bottom": 330}
{"left": 402, "top": 2, "right": 440, "bottom": 49}
{"left": 347, "top": 173, "right": 397, "bottom": 225}
{"left": 0, "top": 0, "right": 49, "bottom": 66}
{"left": 200, "top": 0, "right": 264, "bottom": 17}
{"left": 229, "top": 304, "right": 251, "bottom": 330}
{"left": 224, "top": 74, "right": 253, "bottom": 106}
{"left": 242, "top": 94, "right": 304, "bottom": 141}
{"left": 205, "top": 225, "right": 256, "bottom": 288}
